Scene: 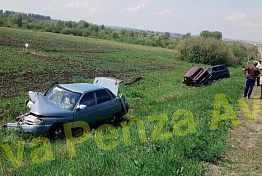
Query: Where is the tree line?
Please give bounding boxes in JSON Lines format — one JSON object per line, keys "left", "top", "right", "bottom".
{"left": 0, "top": 10, "right": 176, "bottom": 49}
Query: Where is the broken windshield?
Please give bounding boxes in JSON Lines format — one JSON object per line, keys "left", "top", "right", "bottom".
{"left": 45, "top": 85, "right": 81, "bottom": 111}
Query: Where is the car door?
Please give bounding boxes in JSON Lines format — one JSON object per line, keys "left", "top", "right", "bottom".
{"left": 93, "top": 89, "right": 119, "bottom": 124}
{"left": 212, "top": 66, "right": 219, "bottom": 80}
{"left": 73, "top": 91, "right": 97, "bottom": 127}
{"left": 219, "top": 66, "right": 227, "bottom": 78}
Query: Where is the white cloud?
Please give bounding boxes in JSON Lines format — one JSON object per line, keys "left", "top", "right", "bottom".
{"left": 224, "top": 13, "right": 262, "bottom": 29}
{"left": 64, "top": 0, "right": 98, "bottom": 13}
{"left": 224, "top": 13, "right": 246, "bottom": 22}
{"left": 125, "top": 0, "right": 152, "bottom": 12}
{"left": 151, "top": 9, "right": 172, "bottom": 17}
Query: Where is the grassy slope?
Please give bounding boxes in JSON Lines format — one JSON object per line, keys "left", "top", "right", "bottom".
{"left": 0, "top": 27, "right": 244, "bottom": 175}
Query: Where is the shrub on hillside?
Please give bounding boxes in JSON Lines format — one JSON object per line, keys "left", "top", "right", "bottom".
{"left": 60, "top": 27, "right": 71, "bottom": 35}
{"left": 70, "top": 27, "right": 82, "bottom": 36}
{"left": 176, "top": 37, "right": 239, "bottom": 66}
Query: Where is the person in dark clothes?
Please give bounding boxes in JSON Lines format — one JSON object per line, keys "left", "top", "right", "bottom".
{"left": 243, "top": 61, "right": 261, "bottom": 99}
{"left": 256, "top": 61, "right": 262, "bottom": 86}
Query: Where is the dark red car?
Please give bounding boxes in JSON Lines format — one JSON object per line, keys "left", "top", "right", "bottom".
{"left": 183, "top": 67, "right": 211, "bottom": 86}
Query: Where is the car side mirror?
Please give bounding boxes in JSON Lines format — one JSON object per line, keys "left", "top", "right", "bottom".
{"left": 76, "top": 104, "right": 87, "bottom": 111}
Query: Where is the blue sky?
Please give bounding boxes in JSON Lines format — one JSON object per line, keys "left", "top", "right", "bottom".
{"left": 1, "top": 0, "right": 262, "bottom": 41}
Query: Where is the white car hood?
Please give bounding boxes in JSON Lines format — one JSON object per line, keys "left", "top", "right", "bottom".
{"left": 93, "top": 77, "right": 122, "bottom": 96}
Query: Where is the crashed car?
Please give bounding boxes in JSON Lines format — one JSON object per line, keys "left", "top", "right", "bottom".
{"left": 183, "top": 65, "right": 231, "bottom": 86}
{"left": 6, "top": 77, "right": 129, "bottom": 140}
{"left": 182, "top": 67, "right": 211, "bottom": 86}
{"left": 207, "top": 64, "right": 230, "bottom": 80}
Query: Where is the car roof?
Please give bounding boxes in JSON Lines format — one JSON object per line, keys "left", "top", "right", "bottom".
{"left": 210, "top": 64, "right": 226, "bottom": 68}
{"left": 58, "top": 83, "right": 104, "bottom": 94}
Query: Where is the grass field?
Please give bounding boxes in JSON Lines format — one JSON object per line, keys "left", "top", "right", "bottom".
{"left": 0, "top": 27, "right": 245, "bottom": 175}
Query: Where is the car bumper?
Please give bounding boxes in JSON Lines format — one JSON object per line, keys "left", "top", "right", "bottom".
{"left": 6, "top": 122, "right": 52, "bottom": 137}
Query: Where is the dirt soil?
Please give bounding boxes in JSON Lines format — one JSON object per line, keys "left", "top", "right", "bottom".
{"left": 0, "top": 51, "right": 118, "bottom": 98}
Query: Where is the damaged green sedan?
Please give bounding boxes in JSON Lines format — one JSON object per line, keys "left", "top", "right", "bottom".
{"left": 6, "top": 77, "right": 129, "bottom": 140}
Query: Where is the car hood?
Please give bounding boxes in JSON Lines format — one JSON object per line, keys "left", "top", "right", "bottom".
{"left": 28, "top": 91, "right": 73, "bottom": 117}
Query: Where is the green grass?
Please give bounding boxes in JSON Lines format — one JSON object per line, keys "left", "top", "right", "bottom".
{"left": 0, "top": 27, "right": 245, "bottom": 175}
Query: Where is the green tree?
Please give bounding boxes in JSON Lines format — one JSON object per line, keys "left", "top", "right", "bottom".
{"left": 90, "top": 24, "right": 99, "bottom": 32}
{"left": 0, "top": 16, "right": 4, "bottom": 26}
{"left": 56, "top": 20, "right": 65, "bottom": 33}
{"left": 10, "top": 13, "right": 23, "bottom": 27}
{"left": 78, "top": 20, "right": 89, "bottom": 29}
{"left": 200, "top": 30, "right": 210, "bottom": 38}
{"left": 60, "top": 27, "right": 71, "bottom": 35}
{"left": 112, "top": 32, "right": 119, "bottom": 39}
{"left": 200, "top": 30, "right": 222, "bottom": 40}
{"left": 70, "top": 27, "right": 82, "bottom": 36}
{"left": 212, "top": 31, "right": 222, "bottom": 40}
{"left": 82, "top": 28, "right": 92, "bottom": 37}
{"left": 0, "top": 9, "right": 3, "bottom": 15}
{"left": 65, "top": 21, "right": 77, "bottom": 28}
{"left": 120, "top": 29, "right": 127, "bottom": 36}
{"left": 129, "top": 31, "right": 135, "bottom": 37}
{"left": 65, "top": 21, "right": 73, "bottom": 28}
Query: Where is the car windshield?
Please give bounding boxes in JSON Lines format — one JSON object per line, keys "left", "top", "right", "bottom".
{"left": 45, "top": 85, "right": 81, "bottom": 111}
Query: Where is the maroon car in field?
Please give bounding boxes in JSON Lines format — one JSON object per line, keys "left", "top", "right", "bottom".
{"left": 183, "top": 67, "right": 211, "bottom": 86}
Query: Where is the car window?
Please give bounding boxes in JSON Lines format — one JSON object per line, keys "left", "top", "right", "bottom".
{"left": 107, "top": 89, "right": 116, "bottom": 99}
{"left": 96, "top": 89, "right": 112, "bottom": 104}
{"left": 218, "top": 66, "right": 225, "bottom": 71}
{"left": 213, "top": 67, "right": 219, "bottom": 72}
{"left": 79, "top": 92, "right": 95, "bottom": 107}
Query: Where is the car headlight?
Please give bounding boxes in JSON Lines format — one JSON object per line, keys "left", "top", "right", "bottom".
{"left": 24, "top": 115, "right": 43, "bottom": 125}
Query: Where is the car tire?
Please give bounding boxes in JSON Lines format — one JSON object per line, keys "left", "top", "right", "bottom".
{"left": 111, "top": 114, "right": 121, "bottom": 127}
{"left": 72, "top": 127, "right": 84, "bottom": 137}
{"left": 49, "top": 124, "right": 65, "bottom": 141}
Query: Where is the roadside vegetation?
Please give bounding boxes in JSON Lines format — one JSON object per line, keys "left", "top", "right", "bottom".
{"left": 0, "top": 27, "right": 248, "bottom": 175}
{"left": 176, "top": 36, "right": 259, "bottom": 67}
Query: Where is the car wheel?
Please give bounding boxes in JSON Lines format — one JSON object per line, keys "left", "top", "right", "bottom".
{"left": 49, "top": 125, "right": 65, "bottom": 141}
{"left": 73, "top": 127, "right": 84, "bottom": 137}
{"left": 111, "top": 114, "right": 121, "bottom": 127}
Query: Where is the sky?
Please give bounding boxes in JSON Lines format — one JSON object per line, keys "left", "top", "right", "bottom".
{"left": 1, "top": 0, "right": 262, "bottom": 42}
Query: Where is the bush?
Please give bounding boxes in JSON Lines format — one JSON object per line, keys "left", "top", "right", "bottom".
{"left": 82, "top": 28, "right": 91, "bottom": 37}
{"left": 176, "top": 37, "right": 238, "bottom": 66}
{"left": 70, "top": 27, "right": 82, "bottom": 36}
{"left": 227, "top": 42, "right": 247, "bottom": 62}
{"left": 60, "top": 27, "right": 71, "bottom": 35}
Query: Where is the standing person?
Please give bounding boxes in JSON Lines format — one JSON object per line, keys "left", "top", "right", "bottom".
{"left": 256, "top": 61, "right": 262, "bottom": 86}
{"left": 243, "top": 61, "right": 259, "bottom": 99}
